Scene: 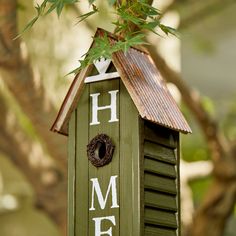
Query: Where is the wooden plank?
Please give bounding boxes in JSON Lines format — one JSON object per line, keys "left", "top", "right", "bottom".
{"left": 144, "top": 173, "right": 177, "bottom": 195}
{"left": 144, "top": 141, "right": 176, "bottom": 164}
{"left": 85, "top": 72, "right": 120, "bottom": 83}
{"left": 75, "top": 85, "right": 89, "bottom": 235}
{"left": 68, "top": 112, "right": 76, "bottom": 236}
{"left": 120, "top": 82, "right": 141, "bottom": 236}
{"left": 140, "top": 120, "right": 145, "bottom": 236}
{"left": 52, "top": 65, "right": 93, "bottom": 135}
{"left": 145, "top": 226, "right": 177, "bottom": 236}
{"left": 145, "top": 191, "right": 177, "bottom": 211}
{"left": 144, "top": 208, "right": 177, "bottom": 229}
{"left": 89, "top": 79, "right": 120, "bottom": 236}
{"left": 144, "top": 157, "right": 177, "bottom": 178}
{"left": 144, "top": 121, "right": 178, "bottom": 149}
{"left": 176, "top": 134, "right": 181, "bottom": 236}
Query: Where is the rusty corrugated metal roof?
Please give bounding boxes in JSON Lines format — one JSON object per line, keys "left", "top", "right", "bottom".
{"left": 51, "top": 28, "right": 191, "bottom": 135}
{"left": 111, "top": 40, "right": 191, "bottom": 134}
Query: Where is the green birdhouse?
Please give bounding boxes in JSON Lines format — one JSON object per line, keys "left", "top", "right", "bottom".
{"left": 51, "top": 29, "right": 191, "bottom": 236}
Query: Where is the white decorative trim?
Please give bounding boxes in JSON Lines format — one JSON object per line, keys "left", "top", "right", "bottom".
{"left": 94, "top": 58, "right": 111, "bottom": 74}
{"left": 85, "top": 72, "right": 120, "bottom": 83}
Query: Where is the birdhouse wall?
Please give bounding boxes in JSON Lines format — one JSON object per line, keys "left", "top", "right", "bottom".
{"left": 67, "top": 63, "right": 181, "bottom": 236}
{"left": 68, "top": 77, "right": 142, "bottom": 236}
{"left": 143, "top": 121, "right": 180, "bottom": 236}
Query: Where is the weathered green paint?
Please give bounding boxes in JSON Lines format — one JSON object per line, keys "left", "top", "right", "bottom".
{"left": 144, "top": 122, "right": 177, "bottom": 149}
{"left": 67, "top": 64, "right": 181, "bottom": 236}
{"left": 120, "top": 82, "right": 141, "bottom": 236}
{"left": 143, "top": 122, "right": 179, "bottom": 236}
{"left": 145, "top": 208, "right": 177, "bottom": 228}
{"left": 144, "top": 173, "right": 177, "bottom": 194}
{"left": 68, "top": 112, "right": 76, "bottom": 236}
{"left": 89, "top": 79, "right": 120, "bottom": 235}
{"left": 75, "top": 84, "right": 89, "bottom": 235}
{"left": 144, "top": 141, "right": 176, "bottom": 164}
{"left": 144, "top": 157, "right": 177, "bottom": 178}
{"left": 145, "top": 191, "right": 177, "bottom": 211}
{"left": 145, "top": 226, "right": 177, "bottom": 236}
{"left": 176, "top": 134, "right": 181, "bottom": 236}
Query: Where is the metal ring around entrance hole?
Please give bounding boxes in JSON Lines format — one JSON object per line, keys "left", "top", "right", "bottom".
{"left": 87, "top": 134, "right": 115, "bottom": 167}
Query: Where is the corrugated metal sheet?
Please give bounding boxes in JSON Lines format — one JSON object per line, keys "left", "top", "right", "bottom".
{"left": 110, "top": 36, "right": 191, "bottom": 133}
{"left": 51, "top": 29, "right": 191, "bottom": 135}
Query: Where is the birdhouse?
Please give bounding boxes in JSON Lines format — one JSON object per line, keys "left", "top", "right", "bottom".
{"left": 51, "top": 29, "right": 191, "bottom": 236}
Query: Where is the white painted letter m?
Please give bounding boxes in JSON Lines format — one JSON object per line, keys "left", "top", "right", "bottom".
{"left": 89, "top": 175, "right": 119, "bottom": 211}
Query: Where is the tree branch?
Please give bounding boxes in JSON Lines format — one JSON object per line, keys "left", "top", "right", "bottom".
{"left": 147, "top": 44, "right": 232, "bottom": 166}
{"left": 178, "top": 0, "right": 236, "bottom": 30}
{"left": 0, "top": 1, "right": 68, "bottom": 234}
{"left": 0, "top": 0, "right": 67, "bottom": 171}
{"left": 0, "top": 92, "right": 67, "bottom": 234}
{"left": 180, "top": 160, "right": 213, "bottom": 227}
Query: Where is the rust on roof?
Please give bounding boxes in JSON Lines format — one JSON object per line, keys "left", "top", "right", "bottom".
{"left": 50, "top": 65, "right": 93, "bottom": 135}
{"left": 51, "top": 28, "right": 191, "bottom": 135}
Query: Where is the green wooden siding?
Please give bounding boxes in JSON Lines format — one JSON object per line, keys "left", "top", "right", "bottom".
{"left": 69, "top": 69, "right": 141, "bottom": 235}
{"left": 145, "top": 208, "right": 177, "bottom": 228}
{"left": 143, "top": 122, "right": 179, "bottom": 236}
{"left": 89, "top": 79, "right": 120, "bottom": 236}
{"left": 144, "top": 122, "right": 177, "bottom": 149}
{"left": 145, "top": 191, "right": 177, "bottom": 211}
{"left": 144, "top": 157, "right": 177, "bottom": 179}
{"left": 75, "top": 84, "right": 89, "bottom": 235}
{"left": 120, "top": 82, "right": 141, "bottom": 236}
{"left": 144, "top": 141, "right": 176, "bottom": 164}
{"left": 144, "top": 173, "right": 177, "bottom": 195}
{"left": 145, "top": 225, "right": 177, "bottom": 236}
{"left": 68, "top": 112, "right": 76, "bottom": 236}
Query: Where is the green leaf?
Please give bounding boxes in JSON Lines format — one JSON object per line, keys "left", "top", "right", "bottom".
{"left": 45, "top": 2, "right": 57, "bottom": 15}
{"left": 46, "top": 0, "right": 78, "bottom": 17}
{"left": 17, "top": 0, "right": 80, "bottom": 37}
{"left": 67, "top": 65, "right": 82, "bottom": 75}
{"left": 139, "top": 2, "right": 161, "bottom": 16}
{"left": 118, "top": 7, "right": 143, "bottom": 25}
{"left": 67, "top": 29, "right": 149, "bottom": 75}
{"left": 142, "top": 20, "right": 160, "bottom": 30}
{"left": 159, "top": 24, "right": 178, "bottom": 36}
{"left": 77, "top": 5, "right": 98, "bottom": 23}
{"left": 15, "top": 1, "right": 49, "bottom": 39}
{"left": 113, "top": 1, "right": 170, "bottom": 38}
{"left": 125, "top": 34, "right": 148, "bottom": 47}
{"left": 64, "top": 0, "right": 78, "bottom": 3}
{"left": 14, "top": 16, "right": 38, "bottom": 40}
{"left": 56, "top": 0, "right": 64, "bottom": 16}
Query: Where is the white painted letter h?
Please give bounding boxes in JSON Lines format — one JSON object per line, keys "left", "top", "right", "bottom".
{"left": 90, "top": 90, "right": 119, "bottom": 125}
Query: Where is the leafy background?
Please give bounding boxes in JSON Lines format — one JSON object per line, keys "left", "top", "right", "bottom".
{"left": 0, "top": 0, "right": 236, "bottom": 235}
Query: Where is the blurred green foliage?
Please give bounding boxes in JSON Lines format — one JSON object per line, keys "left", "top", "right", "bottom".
{"left": 189, "top": 177, "right": 212, "bottom": 207}
{"left": 0, "top": 155, "right": 61, "bottom": 236}
{"left": 222, "top": 97, "right": 236, "bottom": 141}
